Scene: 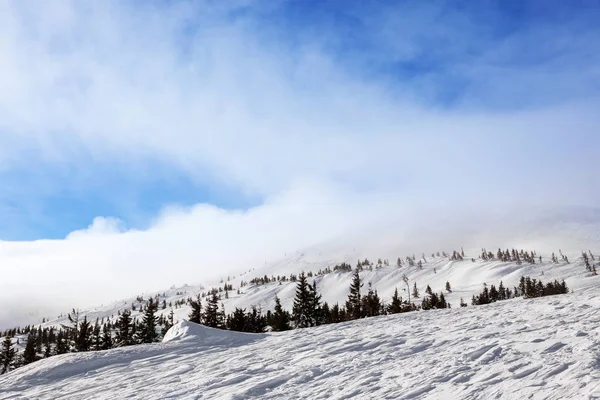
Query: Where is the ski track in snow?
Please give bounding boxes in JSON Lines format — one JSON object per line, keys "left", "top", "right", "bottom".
{"left": 2, "top": 289, "right": 600, "bottom": 400}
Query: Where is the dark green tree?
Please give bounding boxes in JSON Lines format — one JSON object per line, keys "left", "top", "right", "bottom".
{"left": 101, "top": 324, "right": 113, "bottom": 350}
{"left": 387, "top": 288, "right": 403, "bottom": 314}
{"left": 345, "top": 268, "right": 362, "bottom": 320}
{"left": 292, "top": 272, "right": 313, "bottom": 328}
{"left": 22, "top": 333, "right": 38, "bottom": 365}
{"left": 412, "top": 282, "right": 420, "bottom": 298}
{"left": 1, "top": 335, "right": 16, "bottom": 374}
{"left": 203, "top": 291, "right": 220, "bottom": 328}
{"left": 309, "top": 281, "right": 323, "bottom": 326}
{"left": 140, "top": 298, "right": 158, "bottom": 343}
{"left": 270, "top": 296, "right": 291, "bottom": 331}
{"left": 117, "top": 309, "right": 133, "bottom": 346}
{"left": 188, "top": 294, "right": 203, "bottom": 324}
{"left": 55, "top": 330, "right": 69, "bottom": 354}
{"left": 227, "top": 308, "right": 248, "bottom": 332}
{"left": 75, "top": 316, "right": 91, "bottom": 352}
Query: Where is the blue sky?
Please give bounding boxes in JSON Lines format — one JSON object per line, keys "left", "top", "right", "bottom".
{"left": 1, "top": 0, "right": 599, "bottom": 240}
{"left": 1, "top": 0, "right": 600, "bottom": 326}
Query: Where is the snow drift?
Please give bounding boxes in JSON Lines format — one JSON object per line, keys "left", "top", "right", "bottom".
{"left": 162, "top": 320, "right": 266, "bottom": 346}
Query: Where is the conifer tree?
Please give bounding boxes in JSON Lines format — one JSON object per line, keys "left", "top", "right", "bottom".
{"left": 101, "top": 324, "right": 113, "bottom": 350}
{"left": 388, "top": 288, "right": 403, "bottom": 314}
{"left": 309, "top": 281, "right": 323, "bottom": 326}
{"left": 140, "top": 298, "right": 158, "bottom": 343}
{"left": 75, "top": 316, "right": 91, "bottom": 352}
{"left": 227, "top": 308, "right": 247, "bottom": 332}
{"left": 55, "top": 330, "right": 69, "bottom": 354}
{"left": 246, "top": 306, "right": 267, "bottom": 333}
{"left": 362, "top": 283, "right": 382, "bottom": 317}
{"left": 91, "top": 322, "right": 102, "bottom": 351}
{"left": 292, "top": 272, "right": 313, "bottom": 328}
{"left": 188, "top": 294, "right": 203, "bottom": 324}
{"left": 218, "top": 303, "right": 227, "bottom": 329}
{"left": 22, "top": 333, "right": 37, "bottom": 365}
{"left": 204, "top": 292, "right": 220, "bottom": 328}
{"left": 162, "top": 309, "right": 175, "bottom": 336}
{"left": 117, "top": 309, "right": 133, "bottom": 346}
{"left": 412, "top": 282, "right": 420, "bottom": 298}
{"left": 0, "top": 335, "right": 16, "bottom": 374}
{"left": 345, "top": 268, "right": 362, "bottom": 320}
{"left": 445, "top": 281, "right": 451, "bottom": 292}
{"left": 271, "top": 296, "right": 291, "bottom": 331}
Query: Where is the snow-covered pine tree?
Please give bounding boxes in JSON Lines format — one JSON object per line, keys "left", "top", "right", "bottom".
{"left": 0, "top": 335, "right": 16, "bottom": 374}
{"left": 412, "top": 282, "right": 420, "bottom": 298}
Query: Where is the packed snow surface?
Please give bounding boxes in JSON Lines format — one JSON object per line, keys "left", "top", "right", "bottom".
{"left": 2, "top": 289, "right": 600, "bottom": 399}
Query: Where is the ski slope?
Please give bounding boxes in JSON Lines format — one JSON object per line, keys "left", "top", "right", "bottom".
{"left": 2, "top": 287, "right": 600, "bottom": 399}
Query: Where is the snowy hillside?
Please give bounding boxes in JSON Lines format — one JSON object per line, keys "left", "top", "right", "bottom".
{"left": 4, "top": 244, "right": 599, "bottom": 341}
{"left": 2, "top": 288, "right": 600, "bottom": 399}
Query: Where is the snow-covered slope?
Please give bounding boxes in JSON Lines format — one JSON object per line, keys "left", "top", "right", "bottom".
{"left": 2, "top": 289, "right": 600, "bottom": 399}
{"left": 11, "top": 245, "right": 599, "bottom": 344}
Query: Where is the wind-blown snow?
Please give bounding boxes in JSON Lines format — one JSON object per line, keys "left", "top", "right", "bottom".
{"left": 2, "top": 289, "right": 600, "bottom": 399}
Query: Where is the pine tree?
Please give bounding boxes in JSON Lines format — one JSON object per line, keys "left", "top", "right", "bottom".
{"left": 91, "top": 322, "right": 102, "bottom": 351}
{"left": 218, "top": 303, "right": 227, "bottom": 329}
{"left": 309, "top": 281, "right": 323, "bottom": 326}
{"left": 55, "top": 330, "right": 69, "bottom": 354}
{"left": 140, "top": 298, "right": 158, "bottom": 343}
{"left": 188, "top": 294, "right": 203, "bottom": 324}
{"left": 101, "top": 324, "right": 113, "bottom": 350}
{"left": 0, "top": 335, "right": 16, "bottom": 374}
{"left": 227, "top": 308, "right": 247, "bottom": 332}
{"left": 460, "top": 297, "right": 467, "bottom": 307}
{"left": 362, "top": 283, "right": 381, "bottom": 317}
{"left": 204, "top": 292, "right": 220, "bottom": 328}
{"left": 388, "top": 288, "right": 403, "bottom": 314}
{"left": 162, "top": 309, "right": 175, "bottom": 336}
{"left": 498, "top": 281, "right": 506, "bottom": 300}
{"left": 117, "top": 309, "right": 133, "bottom": 346}
{"left": 412, "top": 282, "right": 420, "bottom": 298}
{"left": 22, "top": 333, "right": 37, "bottom": 365}
{"left": 345, "top": 268, "right": 362, "bottom": 320}
{"left": 271, "top": 296, "right": 291, "bottom": 331}
{"left": 292, "top": 272, "right": 313, "bottom": 328}
{"left": 61, "top": 308, "right": 80, "bottom": 350}
{"left": 445, "top": 281, "right": 452, "bottom": 292}
{"left": 246, "top": 306, "right": 267, "bottom": 333}
{"left": 75, "top": 316, "right": 91, "bottom": 352}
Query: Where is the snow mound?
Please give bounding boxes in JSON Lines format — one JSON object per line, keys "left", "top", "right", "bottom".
{"left": 163, "top": 320, "right": 266, "bottom": 346}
